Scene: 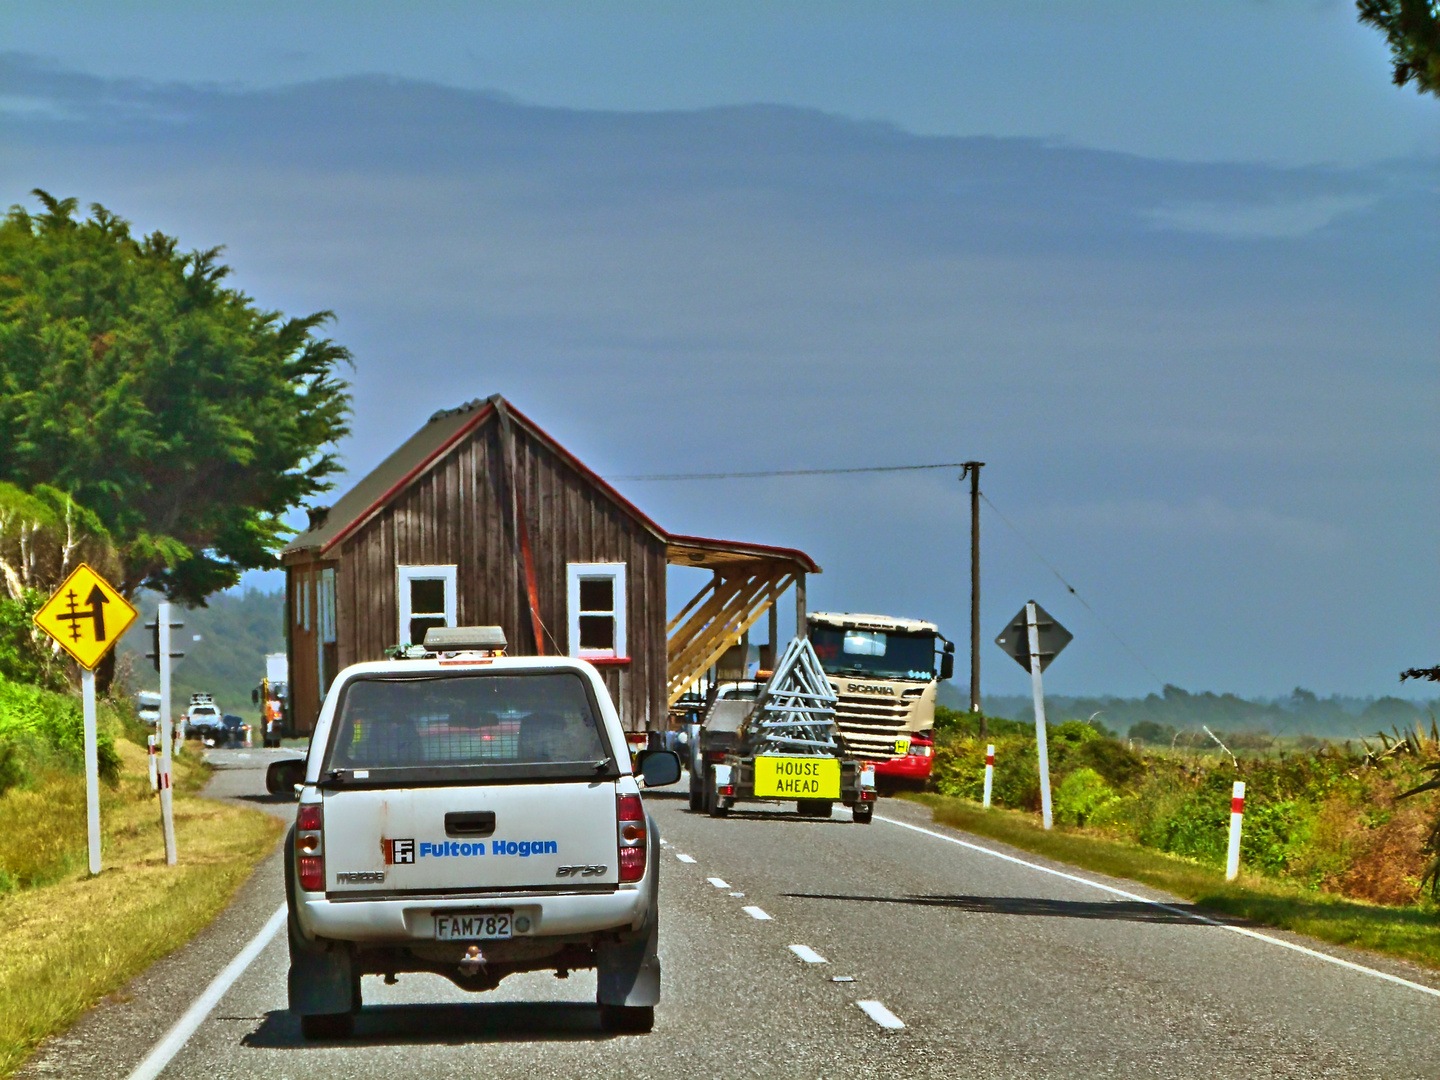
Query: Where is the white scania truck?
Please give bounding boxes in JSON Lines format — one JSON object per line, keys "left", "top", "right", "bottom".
{"left": 806, "top": 612, "right": 955, "bottom": 790}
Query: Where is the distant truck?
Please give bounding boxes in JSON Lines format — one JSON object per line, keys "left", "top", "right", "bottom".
{"left": 807, "top": 612, "right": 954, "bottom": 790}
{"left": 135, "top": 690, "right": 161, "bottom": 725}
{"left": 252, "top": 652, "right": 289, "bottom": 747}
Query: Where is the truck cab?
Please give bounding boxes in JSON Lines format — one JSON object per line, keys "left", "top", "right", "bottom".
{"left": 807, "top": 612, "right": 954, "bottom": 789}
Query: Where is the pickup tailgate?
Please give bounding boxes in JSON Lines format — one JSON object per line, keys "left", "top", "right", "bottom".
{"left": 323, "top": 780, "right": 618, "bottom": 892}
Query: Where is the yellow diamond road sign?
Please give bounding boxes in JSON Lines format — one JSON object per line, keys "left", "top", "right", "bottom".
{"left": 33, "top": 564, "right": 138, "bottom": 670}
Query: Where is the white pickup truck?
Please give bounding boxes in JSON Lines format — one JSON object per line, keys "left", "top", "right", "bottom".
{"left": 270, "top": 626, "right": 681, "bottom": 1039}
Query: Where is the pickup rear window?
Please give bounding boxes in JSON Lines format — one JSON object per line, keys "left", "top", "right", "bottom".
{"left": 326, "top": 672, "right": 611, "bottom": 774}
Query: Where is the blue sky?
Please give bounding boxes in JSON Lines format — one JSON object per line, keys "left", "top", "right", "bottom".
{"left": 0, "top": 4, "right": 1434, "bottom": 700}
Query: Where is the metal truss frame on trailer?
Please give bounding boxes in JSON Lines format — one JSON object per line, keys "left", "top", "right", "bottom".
{"left": 744, "top": 636, "right": 840, "bottom": 757}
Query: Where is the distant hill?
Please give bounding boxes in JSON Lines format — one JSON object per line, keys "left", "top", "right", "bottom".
{"left": 939, "top": 681, "right": 1438, "bottom": 740}
{"left": 116, "top": 590, "right": 284, "bottom": 721}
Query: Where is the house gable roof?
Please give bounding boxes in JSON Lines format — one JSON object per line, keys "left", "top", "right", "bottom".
{"left": 283, "top": 394, "right": 668, "bottom": 558}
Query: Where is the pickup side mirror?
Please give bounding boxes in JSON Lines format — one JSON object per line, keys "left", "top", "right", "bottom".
{"left": 635, "top": 749, "right": 682, "bottom": 788}
{"left": 938, "top": 651, "right": 956, "bottom": 681}
{"left": 265, "top": 758, "right": 307, "bottom": 797}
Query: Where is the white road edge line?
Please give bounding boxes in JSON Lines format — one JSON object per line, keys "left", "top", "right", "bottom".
{"left": 675, "top": 853, "right": 697, "bottom": 863}
{"left": 876, "top": 813, "right": 1440, "bottom": 1001}
{"left": 707, "top": 876, "right": 730, "bottom": 888}
{"left": 743, "top": 905, "right": 772, "bottom": 920}
{"left": 127, "top": 904, "right": 289, "bottom": 1080}
{"left": 857, "top": 1000, "right": 905, "bottom": 1029}
{"left": 789, "top": 944, "right": 828, "bottom": 963}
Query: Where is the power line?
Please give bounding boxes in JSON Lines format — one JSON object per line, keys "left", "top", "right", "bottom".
{"left": 608, "top": 462, "right": 970, "bottom": 482}
{"left": 979, "top": 491, "right": 1167, "bottom": 690}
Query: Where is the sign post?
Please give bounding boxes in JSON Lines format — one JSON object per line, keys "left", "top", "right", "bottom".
{"left": 157, "top": 602, "right": 178, "bottom": 865}
{"left": 32, "top": 564, "right": 139, "bottom": 875}
{"left": 995, "top": 600, "right": 1072, "bottom": 831}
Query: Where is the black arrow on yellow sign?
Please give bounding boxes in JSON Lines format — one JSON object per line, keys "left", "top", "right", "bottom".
{"left": 53, "top": 584, "right": 110, "bottom": 643}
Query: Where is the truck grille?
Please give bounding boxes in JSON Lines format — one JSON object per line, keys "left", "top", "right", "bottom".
{"left": 833, "top": 692, "right": 912, "bottom": 761}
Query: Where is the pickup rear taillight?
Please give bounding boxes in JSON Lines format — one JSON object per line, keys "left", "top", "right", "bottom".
{"left": 296, "top": 802, "right": 324, "bottom": 892}
{"left": 617, "top": 793, "right": 646, "bottom": 883}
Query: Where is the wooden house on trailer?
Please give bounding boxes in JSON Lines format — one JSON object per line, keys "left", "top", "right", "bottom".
{"left": 282, "top": 394, "right": 818, "bottom": 735}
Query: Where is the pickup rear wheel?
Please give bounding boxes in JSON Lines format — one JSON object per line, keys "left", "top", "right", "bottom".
{"left": 796, "top": 800, "right": 832, "bottom": 818}
{"left": 600, "top": 1004, "right": 655, "bottom": 1033}
{"left": 688, "top": 767, "right": 704, "bottom": 813}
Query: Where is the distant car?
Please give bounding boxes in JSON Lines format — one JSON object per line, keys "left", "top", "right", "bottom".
{"left": 222, "top": 714, "right": 250, "bottom": 747}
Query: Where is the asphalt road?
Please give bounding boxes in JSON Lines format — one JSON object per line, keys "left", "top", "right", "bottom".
{"left": 19, "top": 749, "right": 1440, "bottom": 1079}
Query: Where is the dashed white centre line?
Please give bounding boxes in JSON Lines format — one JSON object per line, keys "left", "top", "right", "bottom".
{"left": 675, "top": 853, "right": 696, "bottom": 863}
{"left": 743, "top": 905, "right": 772, "bottom": 920}
{"left": 857, "top": 1000, "right": 905, "bottom": 1030}
{"left": 706, "top": 876, "right": 730, "bottom": 888}
{"left": 789, "top": 944, "right": 827, "bottom": 963}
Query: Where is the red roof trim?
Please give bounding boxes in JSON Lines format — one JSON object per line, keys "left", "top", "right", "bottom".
{"left": 667, "top": 533, "right": 820, "bottom": 573}
{"left": 320, "top": 402, "right": 496, "bottom": 554}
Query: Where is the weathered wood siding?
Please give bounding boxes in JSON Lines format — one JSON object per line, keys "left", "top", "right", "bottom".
{"left": 322, "top": 416, "right": 667, "bottom": 731}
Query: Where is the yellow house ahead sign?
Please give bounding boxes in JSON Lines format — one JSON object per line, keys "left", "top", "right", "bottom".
{"left": 33, "top": 564, "right": 138, "bottom": 670}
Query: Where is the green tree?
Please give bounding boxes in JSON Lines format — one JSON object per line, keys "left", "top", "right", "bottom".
{"left": 0, "top": 190, "right": 351, "bottom": 604}
{"left": 1358, "top": 0, "right": 1440, "bottom": 95}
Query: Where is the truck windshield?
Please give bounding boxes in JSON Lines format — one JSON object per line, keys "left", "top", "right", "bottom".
{"left": 328, "top": 672, "right": 610, "bottom": 769}
{"left": 810, "top": 627, "right": 936, "bottom": 681}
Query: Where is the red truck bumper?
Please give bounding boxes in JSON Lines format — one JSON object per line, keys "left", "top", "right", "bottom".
{"left": 873, "top": 751, "right": 933, "bottom": 783}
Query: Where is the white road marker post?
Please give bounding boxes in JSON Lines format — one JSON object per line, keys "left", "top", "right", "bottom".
{"left": 147, "top": 733, "right": 158, "bottom": 792}
{"left": 81, "top": 668, "right": 102, "bottom": 874}
{"left": 982, "top": 744, "right": 995, "bottom": 808}
{"left": 1225, "top": 780, "right": 1245, "bottom": 882}
{"left": 157, "top": 602, "right": 178, "bottom": 865}
{"left": 1026, "top": 601, "right": 1054, "bottom": 830}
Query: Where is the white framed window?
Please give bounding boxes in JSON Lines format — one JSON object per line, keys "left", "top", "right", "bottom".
{"left": 296, "top": 569, "right": 311, "bottom": 632}
{"left": 567, "top": 562, "right": 626, "bottom": 659}
{"left": 397, "top": 565, "right": 457, "bottom": 647}
{"left": 318, "top": 568, "right": 337, "bottom": 645}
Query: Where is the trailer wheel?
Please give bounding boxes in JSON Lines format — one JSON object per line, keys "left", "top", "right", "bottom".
{"left": 796, "top": 800, "right": 832, "bottom": 818}
{"left": 852, "top": 804, "right": 874, "bottom": 824}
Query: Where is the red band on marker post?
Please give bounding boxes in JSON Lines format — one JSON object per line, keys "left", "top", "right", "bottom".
{"left": 985, "top": 753, "right": 994, "bottom": 765}
{"left": 1231, "top": 796, "right": 1244, "bottom": 814}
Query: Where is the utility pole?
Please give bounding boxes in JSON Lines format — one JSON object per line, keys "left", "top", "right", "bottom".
{"left": 961, "top": 461, "right": 985, "bottom": 736}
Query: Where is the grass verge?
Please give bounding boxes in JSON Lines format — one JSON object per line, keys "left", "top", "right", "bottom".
{"left": 902, "top": 792, "right": 1440, "bottom": 973}
{"left": 0, "top": 740, "right": 283, "bottom": 1077}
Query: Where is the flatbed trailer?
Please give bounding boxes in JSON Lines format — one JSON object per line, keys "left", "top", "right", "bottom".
{"left": 701, "top": 750, "right": 875, "bottom": 822}
{"left": 691, "top": 636, "right": 877, "bottom": 824}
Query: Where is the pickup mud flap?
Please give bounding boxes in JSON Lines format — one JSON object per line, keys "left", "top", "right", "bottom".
{"left": 595, "top": 816, "right": 661, "bottom": 1008}
{"left": 285, "top": 829, "right": 357, "bottom": 1016}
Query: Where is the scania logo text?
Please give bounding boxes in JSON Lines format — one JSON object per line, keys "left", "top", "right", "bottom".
{"left": 847, "top": 682, "right": 896, "bottom": 696}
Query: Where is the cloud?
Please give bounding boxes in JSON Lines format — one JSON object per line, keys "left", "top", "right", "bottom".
{"left": 1142, "top": 194, "right": 1376, "bottom": 238}
{"left": 1031, "top": 497, "right": 1348, "bottom": 553}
